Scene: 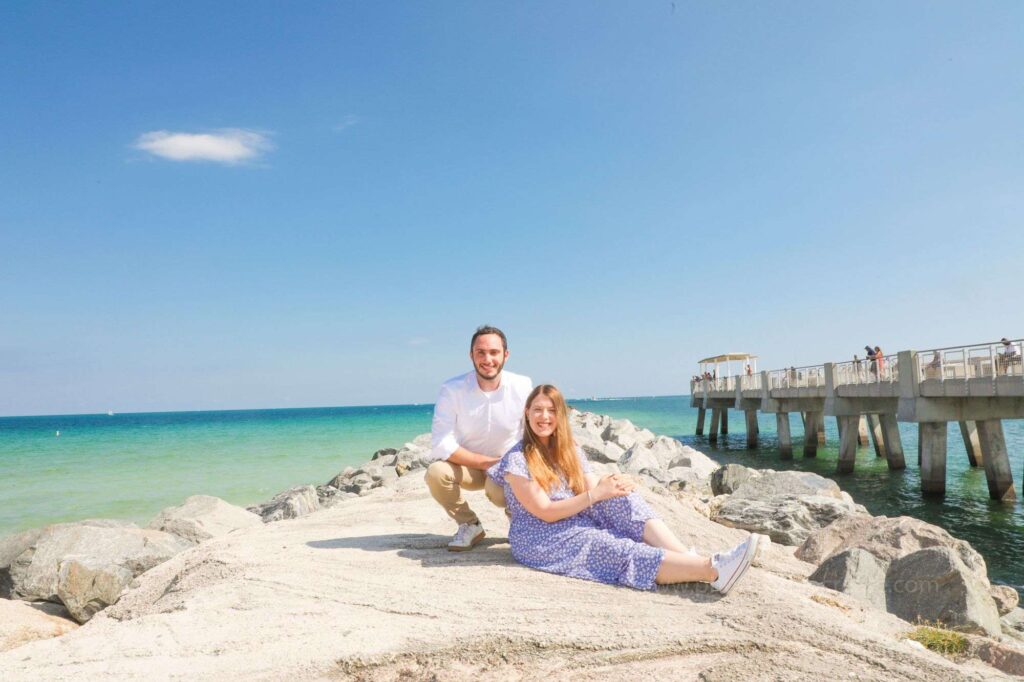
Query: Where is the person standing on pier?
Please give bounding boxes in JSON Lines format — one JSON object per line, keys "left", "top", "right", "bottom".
{"left": 865, "top": 346, "right": 877, "bottom": 377}
{"left": 425, "top": 326, "right": 533, "bottom": 551}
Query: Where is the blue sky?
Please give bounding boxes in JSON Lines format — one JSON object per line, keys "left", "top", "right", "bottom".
{"left": 2, "top": 2, "right": 1022, "bottom": 416}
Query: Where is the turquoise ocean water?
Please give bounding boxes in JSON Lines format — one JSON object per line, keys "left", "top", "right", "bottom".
{"left": 2, "top": 396, "right": 1021, "bottom": 596}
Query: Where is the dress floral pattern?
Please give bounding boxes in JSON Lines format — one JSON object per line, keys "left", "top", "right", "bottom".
{"left": 487, "top": 441, "right": 664, "bottom": 590}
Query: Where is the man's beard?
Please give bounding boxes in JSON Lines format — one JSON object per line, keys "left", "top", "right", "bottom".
{"left": 475, "top": 359, "right": 505, "bottom": 381}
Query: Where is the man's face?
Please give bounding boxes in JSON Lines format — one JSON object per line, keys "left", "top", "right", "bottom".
{"left": 470, "top": 333, "right": 508, "bottom": 381}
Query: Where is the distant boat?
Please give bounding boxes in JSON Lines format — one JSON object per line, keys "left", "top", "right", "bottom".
{"left": 107, "top": 411, "right": 115, "bottom": 416}
{"left": 55, "top": 430, "right": 60, "bottom": 437}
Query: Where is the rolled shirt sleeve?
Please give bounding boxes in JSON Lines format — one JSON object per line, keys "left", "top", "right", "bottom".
{"left": 430, "top": 384, "right": 460, "bottom": 461}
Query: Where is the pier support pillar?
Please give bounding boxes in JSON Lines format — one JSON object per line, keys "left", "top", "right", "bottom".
{"left": 919, "top": 422, "right": 948, "bottom": 496}
{"left": 709, "top": 409, "right": 721, "bottom": 444}
{"left": 803, "top": 411, "right": 821, "bottom": 458}
{"left": 745, "top": 411, "right": 758, "bottom": 449}
{"left": 867, "top": 414, "right": 886, "bottom": 458}
{"left": 837, "top": 416, "right": 860, "bottom": 474}
{"left": 835, "top": 416, "right": 844, "bottom": 442}
{"left": 777, "top": 413, "right": 793, "bottom": 460}
{"left": 696, "top": 408, "right": 706, "bottom": 437}
{"left": 958, "top": 420, "right": 982, "bottom": 468}
{"left": 977, "top": 419, "right": 1016, "bottom": 501}
{"left": 817, "top": 414, "right": 826, "bottom": 445}
{"left": 878, "top": 414, "right": 906, "bottom": 470}
{"left": 858, "top": 415, "right": 869, "bottom": 446}
{"left": 721, "top": 408, "right": 729, "bottom": 435}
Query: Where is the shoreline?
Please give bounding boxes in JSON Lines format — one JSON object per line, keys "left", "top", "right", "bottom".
{"left": 2, "top": 397, "right": 1021, "bottom": 598}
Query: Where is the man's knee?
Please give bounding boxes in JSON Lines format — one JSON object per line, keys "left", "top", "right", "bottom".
{"left": 425, "top": 460, "right": 456, "bottom": 488}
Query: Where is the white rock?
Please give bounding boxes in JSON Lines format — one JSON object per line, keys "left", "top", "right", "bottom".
{"left": 148, "top": 495, "right": 263, "bottom": 545}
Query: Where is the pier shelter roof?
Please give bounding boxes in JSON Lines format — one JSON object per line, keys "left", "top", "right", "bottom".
{"left": 698, "top": 353, "right": 757, "bottom": 364}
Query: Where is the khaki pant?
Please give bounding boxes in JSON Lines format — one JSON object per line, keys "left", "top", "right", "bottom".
{"left": 425, "top": 460, "right": 506, "bottom": 526}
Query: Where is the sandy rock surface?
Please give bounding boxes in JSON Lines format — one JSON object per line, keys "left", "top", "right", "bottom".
{"left": 0, "top": 474, "right": 1005, "bottom": 681}
{"left": 0, "top": 600, "right": 78, "bottom": 653}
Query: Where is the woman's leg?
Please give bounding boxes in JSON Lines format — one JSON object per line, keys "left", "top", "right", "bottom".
{"left": 642, "top": 518, "right": 691, "bottom": 554}
{"left": 655, "top": 550, "right": 716, "bottom": 584}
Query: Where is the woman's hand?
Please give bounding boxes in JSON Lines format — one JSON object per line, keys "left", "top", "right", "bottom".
{"left": 593, "top": 473, "right": 636, "bottom": 502}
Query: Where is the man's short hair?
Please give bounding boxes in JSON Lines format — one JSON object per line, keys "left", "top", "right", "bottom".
{"left": 470, "top": 325, "right": 508, "bottom": 352}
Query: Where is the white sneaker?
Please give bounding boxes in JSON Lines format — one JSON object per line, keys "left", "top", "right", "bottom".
{"left": 447, "top": 522, "right": 485, "bottom": 552}
{"left": 709, "top": 534, "right": 762, "bottom": 595}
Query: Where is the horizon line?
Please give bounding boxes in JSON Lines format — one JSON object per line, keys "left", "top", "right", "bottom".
{"left": 0, "top": 393, "right": 691, "bottom": 420}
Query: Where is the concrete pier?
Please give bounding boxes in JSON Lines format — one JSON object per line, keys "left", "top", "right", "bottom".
{"left": 837, "top": 415, "right": 860, "bottom": 474}
{"left": 958, "top": 420, "right": 982, "bottom": 467}
{"left": 692, "top": 338, "right": 1024, "bottom": 504}
{"left": 919, "top": 422, "right": 948, "bottom": 495}
{"left": 745, "top": 410, "right": 758, "bottom": 448}
{"left": 878, "top": 414, "right": 906, "bottom": 470}
{"left": 708, "top": 409, "right": 721, "bottom": 444}
{"left": 976, "top": 419, "right": 1016, "bottom": 501}
{"left": 777, "top": 413, "right": 793, "bottom": 459}
{"left": 867, "top": 414, "right": 886, "bottom": 458}
{"left": 803, "top": 411, "right": 821, "bottom": 458}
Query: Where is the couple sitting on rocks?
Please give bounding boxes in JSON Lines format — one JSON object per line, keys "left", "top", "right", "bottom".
{"left": 425, "top": 325, "right": 765, "bottom": 594}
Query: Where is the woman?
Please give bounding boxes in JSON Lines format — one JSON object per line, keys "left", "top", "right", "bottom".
{"left": 488, "top": 384, "right": 764, "bottom": 594}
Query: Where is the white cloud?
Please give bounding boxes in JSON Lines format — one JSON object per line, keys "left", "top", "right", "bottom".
{"left": 333, "top": 114, "right": 360, "bottom": 132}
{"left": 408, "top": 337, "right": 430, "bottom": 346}
{"left": 133, "top": 129, "right": 273, "bottom": 164}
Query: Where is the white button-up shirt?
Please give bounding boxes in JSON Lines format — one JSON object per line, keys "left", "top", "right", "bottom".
{"left": 430, "top": 370, "right": 533, "bottom": 462}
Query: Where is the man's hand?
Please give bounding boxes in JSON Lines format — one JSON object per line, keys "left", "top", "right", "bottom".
{"left": 446, "top": 447, "right": 500, "bottom": 471}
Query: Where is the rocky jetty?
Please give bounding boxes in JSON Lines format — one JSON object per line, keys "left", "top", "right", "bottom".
{"left": 0, "top": 411, "right": 1021, "bottom": 680}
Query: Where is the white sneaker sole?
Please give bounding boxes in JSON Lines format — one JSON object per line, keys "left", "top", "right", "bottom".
{"left": 717, "top": 534, "right": 761, "bottom": 596}
{"left": 447, "top": 529, "right": 485, "bottom": 552}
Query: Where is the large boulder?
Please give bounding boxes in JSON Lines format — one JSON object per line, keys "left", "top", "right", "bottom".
{"left": 1, "top": 528, "right": 44, "bottom": 598}
{"left": 394, "top": 436, "right": 434, "bottom": 475}
{"left": 795, "top": 515, "right": 988, "bottom": 582}
{"left": 666, "top": 444, "right": 718, "bottom": 479}
{"left": 601, "top": 419, "right": 655, "bottom": 451}
{"left": 2, "top": 520, "right": 139, "bottom": 598}
{"left": 573, "top": 426, "right": 625, "bottom": 464}
{"left": 620, "top": 436, "right": 714, "bottom": 477}
{"left": 730, "top": 470, "right": 846, "bottom": 501}
{"left": 8, "top": 523, "right": 190, "bottom": 623}
{"left": 0, "top": 600, "right": 77, "bottom": 653}
{"left": 569, "top": 410, "right": 612, "bottom": 436}
{"left": 247, "top": 485, "right": 320, "bottom": 523}
{"left": 710, "top": 464, "right": 762, "bottom": 496}
{"left": 808, "top": 547, "right": 887, "bottom": 610}
{"left": 991, "top": 585, "right": 1020, "bottom": 617}
{"left": 148, "top": 495, "right": 263, "bottom": 545}
{"left": 618, "top": 444, "right": 664, "bottom": 477}
{"left": 884, "top": 547, "right": 1001, "bottom": 637}
{"left": 711, "top": 494, "right": 861, "bottom": 546}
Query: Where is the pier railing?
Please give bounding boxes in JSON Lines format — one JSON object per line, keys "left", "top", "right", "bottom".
{"left": 917, "top": 339, "right": 1024, "bottom": 381}
{"left": 691, "top": 377, "right": 737, "bottom": 392}
{"left": 768, "top": 364, "right": 826, "bottom": 389}
{"left": 834, "top": 354, "right": 899, "bottom": 386}
{"left": 740, "top": 374, "right": 761, "bottom": 391}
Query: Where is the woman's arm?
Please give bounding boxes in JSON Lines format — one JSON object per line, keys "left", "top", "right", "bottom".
{"left": 506, "top": 473, "right": 635, "bottom": 523}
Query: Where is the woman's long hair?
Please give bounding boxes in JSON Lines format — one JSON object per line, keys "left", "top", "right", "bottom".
{"left": 522, "top": 384, "right": 586, "bottom": 495}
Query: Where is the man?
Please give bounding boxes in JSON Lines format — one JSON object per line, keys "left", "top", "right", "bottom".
{"left": 425, "top": 326, "right": 533, "bottom": 551}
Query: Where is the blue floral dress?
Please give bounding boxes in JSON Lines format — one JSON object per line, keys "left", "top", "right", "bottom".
{"left": 487, "top": 441, "right": 664, "bottom": 591}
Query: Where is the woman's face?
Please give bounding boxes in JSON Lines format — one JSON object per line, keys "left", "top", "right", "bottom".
{"left": 527, "top": 394, "right": 558, "bottom": 441}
